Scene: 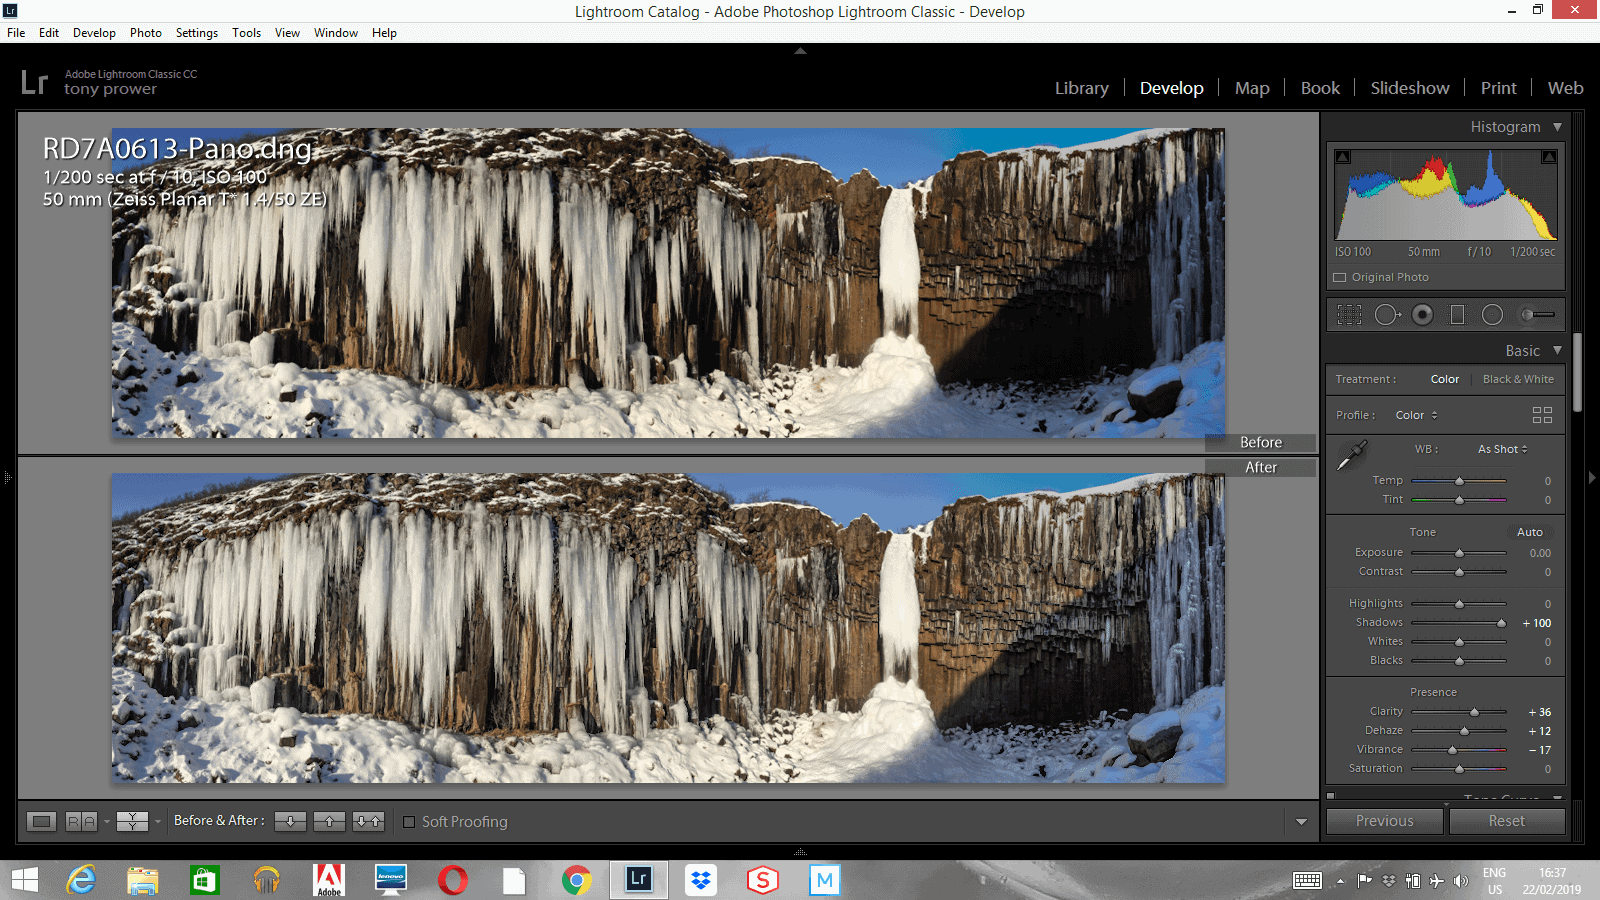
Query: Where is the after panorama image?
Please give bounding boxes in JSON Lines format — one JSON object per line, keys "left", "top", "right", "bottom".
{"left": 110, "top": 471, "right": 1225, "bottom": 783}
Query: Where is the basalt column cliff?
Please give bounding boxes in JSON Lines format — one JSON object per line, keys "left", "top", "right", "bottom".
{"left": 113, "top": 474, "right": 1224, "bottom": 735}
{"left": 114, "top": 127, "right": 1224, "bottom": 390}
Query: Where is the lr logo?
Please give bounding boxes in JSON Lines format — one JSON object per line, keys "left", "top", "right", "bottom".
{"left": 21, "top": 70, "right": 48, "bottom": 94}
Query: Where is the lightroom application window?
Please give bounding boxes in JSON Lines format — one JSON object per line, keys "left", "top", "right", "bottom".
{"left": 7, "top": 10, "right": 1592, "bottom": 897}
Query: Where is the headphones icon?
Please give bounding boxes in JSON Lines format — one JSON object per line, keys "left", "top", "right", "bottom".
{"left": 253, "top": 867, "right": 281, "bottom": 893}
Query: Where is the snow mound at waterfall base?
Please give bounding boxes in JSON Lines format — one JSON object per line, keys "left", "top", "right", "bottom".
{"left": 113, "top": 668, "right": 1224, "bottom": 784}
{"left": 113, "top": 323, "right": 1223, "bottom": 439}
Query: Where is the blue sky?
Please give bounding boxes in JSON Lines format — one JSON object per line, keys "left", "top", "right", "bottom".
{"left": 112, "top": 473, "right": 286, "bottom": 518}
{"left": 688, "top": 128, "right": 1145, "bottom": 187}
{"left": 109, "top": 127, "right": 1144, "bottom": 185}
{"left": 112, "top": 472, "right": 1137, "bottom": 531}
{"left": 687, "top": 473, "right": 1138, "bottom": 532}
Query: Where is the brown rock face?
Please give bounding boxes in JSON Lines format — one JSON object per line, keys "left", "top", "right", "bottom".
{"left": 113, "top": 473, "right": 1223, "bottom": 735}
{"left": 114, "top": 127, "right": 1223, "bottom": 390}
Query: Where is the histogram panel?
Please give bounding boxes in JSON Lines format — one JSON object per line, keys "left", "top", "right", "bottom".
{"left": 1334, "top": 148, "right": 1558, "bottom": 242}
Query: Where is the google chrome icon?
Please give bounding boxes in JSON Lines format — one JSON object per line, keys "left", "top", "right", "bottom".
{"left": 562, "top": 866, "right": 592, "bottom": 896}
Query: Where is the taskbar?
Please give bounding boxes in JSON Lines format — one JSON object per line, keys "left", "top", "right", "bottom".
{"left": 3, "top": 859, "right": 1596, "bottom": 899}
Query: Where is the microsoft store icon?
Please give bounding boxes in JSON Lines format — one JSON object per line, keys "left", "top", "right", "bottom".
{"left": 190, "top": 867, "right": 221, "bottom": 896}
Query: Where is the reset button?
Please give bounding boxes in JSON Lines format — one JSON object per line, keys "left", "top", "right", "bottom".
{"left": 1449, "top": 808, "right": 1566, "bottom": 834}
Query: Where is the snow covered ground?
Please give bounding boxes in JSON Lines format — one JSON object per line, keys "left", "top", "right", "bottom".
{"left": 113, "top": 667, "right": 1223, "bottom": 784}
{"left": 112, "top": 322, "right": 1224, "bottom": 439}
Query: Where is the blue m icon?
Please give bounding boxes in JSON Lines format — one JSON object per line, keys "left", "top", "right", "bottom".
{"left": 808, "top": 865, "right": 841, "bottom": 897}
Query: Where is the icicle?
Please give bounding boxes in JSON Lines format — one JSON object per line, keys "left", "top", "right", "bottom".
{"left": 694, "top": 532, "right": 764, "bottom": 718}
{"left": 1145, "top": 131, "right": 1223, "bottom": 363}
{"left": 196, "top": 298, "right": 236, "bottom": 354}
{"left": 559, "top": 172, "right": 637, "bottom": 388}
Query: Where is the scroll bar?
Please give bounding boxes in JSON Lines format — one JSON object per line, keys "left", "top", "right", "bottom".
{"left": 1575, "top": 333, "right": 1583, "bottom": 413}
